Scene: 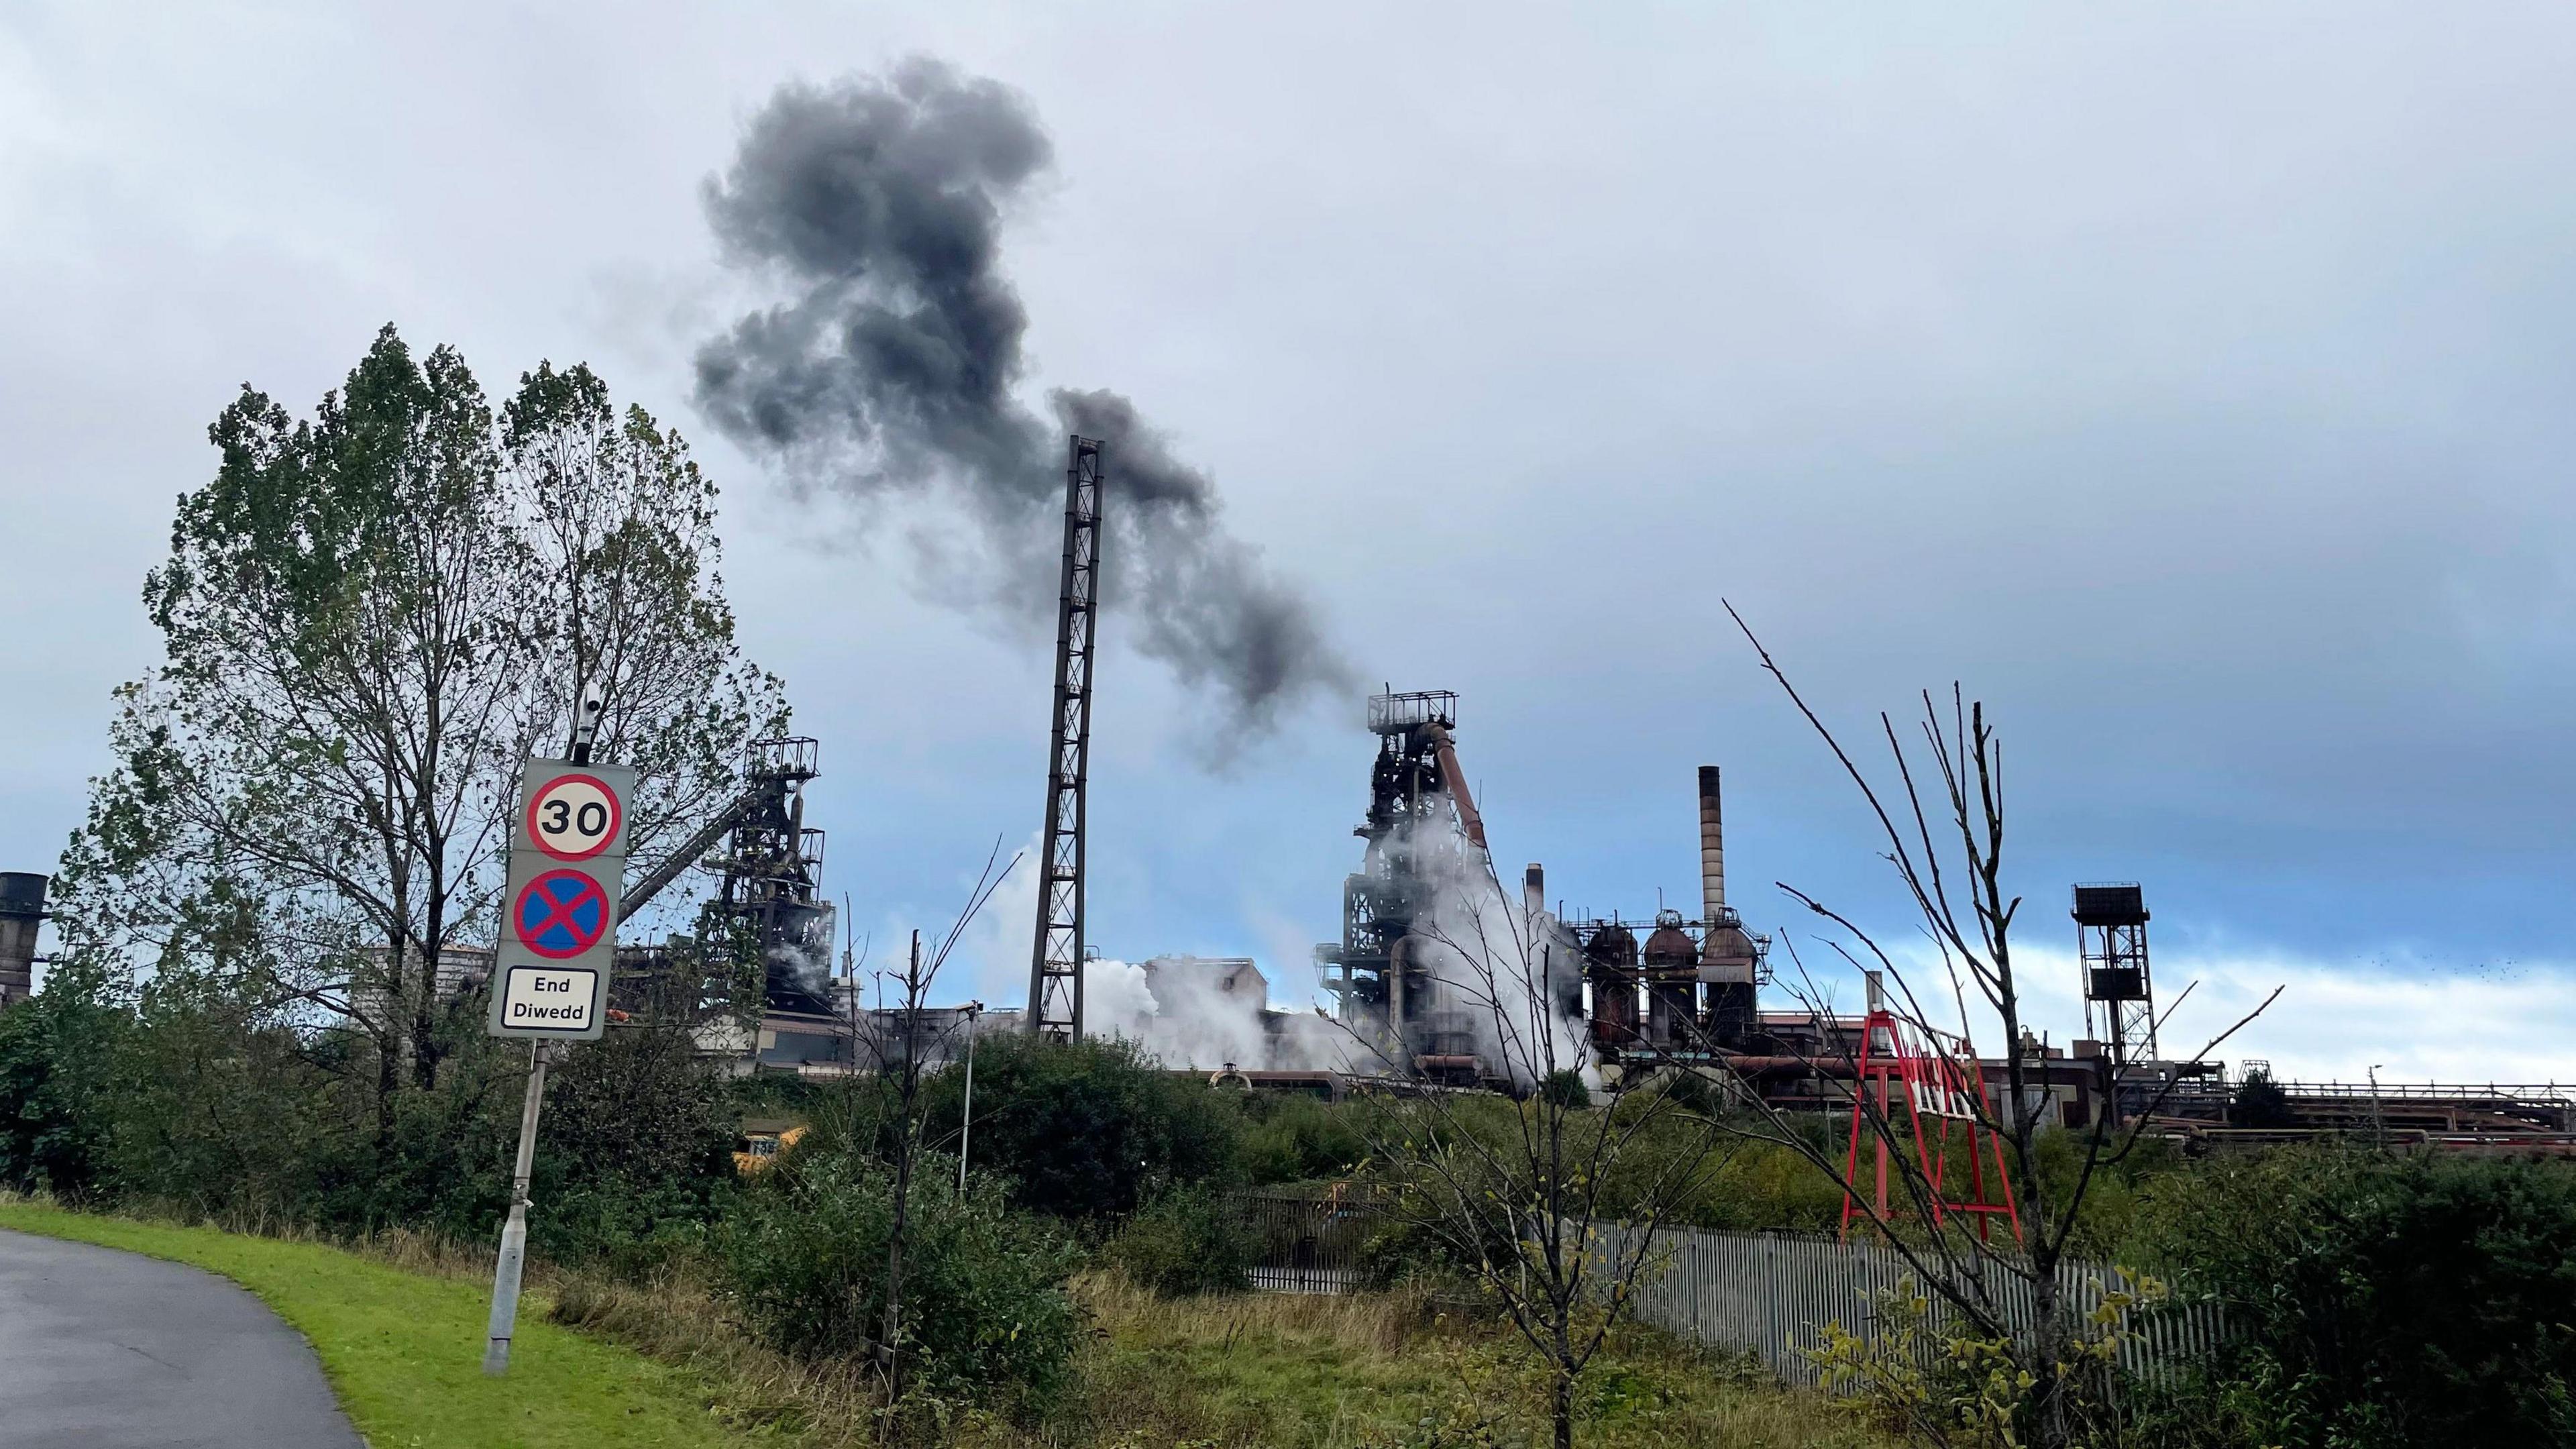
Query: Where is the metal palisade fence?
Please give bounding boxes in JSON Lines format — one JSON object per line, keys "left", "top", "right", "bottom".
{"left": 1237, "top": 1194, "right": 2226, "bottom": 1390}
{"left": 1588, "top": 1223, "right": 2228, "bottom": 1390}
{"left": 1241, "top": 1190, "right": 1372, "bottom": 1295}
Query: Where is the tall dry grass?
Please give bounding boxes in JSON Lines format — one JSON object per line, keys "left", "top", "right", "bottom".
{"left": 1080, "top": 1267, "right": 1436, "bottom": 1354}
{"left": 545, "top": 1266, "right": 887, "bottom": 1442}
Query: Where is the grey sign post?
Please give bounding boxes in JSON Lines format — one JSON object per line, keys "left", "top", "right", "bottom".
{"left": 483, "top": 719, "right": 633, "bottom": 1376}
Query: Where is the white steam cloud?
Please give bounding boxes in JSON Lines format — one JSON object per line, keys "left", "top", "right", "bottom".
{"left": 1083, "top": 958, "right": 1267, "bottom": 1070}
{"left": 1082, "top": 955, "right": 1348, "bottom": 1071}
{"left": 1361, "top": 818, "right": 1596, "bottom": 1090}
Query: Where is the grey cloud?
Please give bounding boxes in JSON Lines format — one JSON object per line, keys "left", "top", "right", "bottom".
{"left": 694, "top": 59, "right": 1350, "bottom": 731}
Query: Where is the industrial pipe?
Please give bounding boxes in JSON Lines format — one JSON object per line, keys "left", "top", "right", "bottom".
{"left": 1421, "top": 724, "right": 1487, "bottom": 849}
{"left": 1720, "top": 1055, "right": 1860, "bottom": 1078}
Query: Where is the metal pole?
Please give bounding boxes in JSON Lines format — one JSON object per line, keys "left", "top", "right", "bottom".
{"left": 570, "top": 683, "right": 602, "bottom": 765}
{"left": 483, "top": 1040, "right": 551, "bottom": 1375}
{"left": 957, "top": 1002, "right": 981, "bottom": 1195}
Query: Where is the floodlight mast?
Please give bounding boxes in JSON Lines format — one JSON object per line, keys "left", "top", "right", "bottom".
{"left": 1028, "top": 437, "right": 1103, "bottom": 1042}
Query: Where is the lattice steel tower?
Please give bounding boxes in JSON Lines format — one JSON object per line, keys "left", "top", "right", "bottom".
{"left": 1028, "top": 437, "right": 1104, "bottom": 1042}
{"left": 702, "top": 737, "right": 832, "bottom": 1016}
{"left": 2073, "top": 882, "right": 2155, "bottom": 1069}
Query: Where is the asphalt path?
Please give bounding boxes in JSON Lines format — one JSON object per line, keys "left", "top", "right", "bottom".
{"left": 0, "top": 1228, "right": 361, "bottom": 1448}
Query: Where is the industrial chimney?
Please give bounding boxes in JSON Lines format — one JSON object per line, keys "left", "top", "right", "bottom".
{"left": 1528, "top": 861, "right": 1584, "bottom": 1022}
{"left": 1697, "top": 766, "right": 1726, "bottom": 919}
{"left": 1695, "top": 769, "right": 1760, "bottom": 1050}
{"left": 0, "top": 873, "right": 48, "bottom": 1008}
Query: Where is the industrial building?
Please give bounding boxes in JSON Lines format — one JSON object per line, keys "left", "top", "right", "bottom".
{"left": 1307, "top": 688, "right": 1776, "bottom": 1091}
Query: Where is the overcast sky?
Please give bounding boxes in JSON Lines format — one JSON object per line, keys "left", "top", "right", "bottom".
{"left": 7, "top": 3, "right": 2575, "bottom": 1081}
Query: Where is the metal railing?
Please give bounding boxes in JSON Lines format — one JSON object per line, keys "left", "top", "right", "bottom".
{"left": 2271, "top": 1079, "right": 2575, "bottom": 1103}
{"left": 1366, "top": 690, "right": 1457, "bottom": 734}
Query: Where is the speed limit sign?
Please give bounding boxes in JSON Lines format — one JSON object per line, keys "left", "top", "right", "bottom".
{"left": 525, "top": 773, "right": 623, "bottom": 861}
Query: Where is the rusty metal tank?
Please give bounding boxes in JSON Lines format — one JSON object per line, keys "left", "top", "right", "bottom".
{"left": 1642, "top": 913, "right": 1698, "bottom": 972}
{"left": 1583, "top": 922, "right": 1640, "bottom": 1046}
{"left": 1642, "top": 910, "right": 1699, "bottom": 1049}
{"left": 1700, "top": 913, "right": 1761, "bottom": 1050}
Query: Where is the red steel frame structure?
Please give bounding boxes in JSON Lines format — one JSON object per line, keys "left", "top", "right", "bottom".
{"left": 1839, "top": 980, "right": 2022, "bottom": 1244}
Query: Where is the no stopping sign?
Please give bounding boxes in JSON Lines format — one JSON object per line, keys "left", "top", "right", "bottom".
{"left": 513, "top": 869, "right": 611, "bottom": 960}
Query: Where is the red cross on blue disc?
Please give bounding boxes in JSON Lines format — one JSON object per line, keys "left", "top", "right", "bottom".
{"left": 514, "top": 869, "right": 610, "bottom": 960}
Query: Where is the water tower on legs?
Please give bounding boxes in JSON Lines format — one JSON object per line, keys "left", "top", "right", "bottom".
{"left": 2073, "top": 882, "right": 2155, "bottom": 1074}
{"left": 0, "top": 873, "right": 48, "bottom": 1008}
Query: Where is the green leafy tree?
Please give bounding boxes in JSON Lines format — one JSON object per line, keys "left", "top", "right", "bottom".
{"left": 53, "top": 329, "right": 523, "bottom": 1103}
{"left": 50, "top": 325, "right": 783, "bottom": 1119}
{"left": 498, "top": 360, "right": 784, "bottom": 918}
{"left": 2227, "top": 1068, "right": 2297, "bottom": 1129}
{"left": 0, "top": 954, "right": 129, "bottom": 1196}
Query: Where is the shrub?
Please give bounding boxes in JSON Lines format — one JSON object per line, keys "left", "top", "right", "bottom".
{"left": 1109, "top": 1185, "right": 1258, "bottom": 1297}
{"left": 1238, "top": 1091, "right": 1367, "bottom": 1185}
{"left": 912, "top": 1034, "right": 1240, "bottom": 1222}
{"left": 2137, "top": 1145, "right": 2576, "bottom": 1448}
{"left": 100, "top": 969, "right": 347, "bottom": 1222}
{"left": 526, "top": 1024, "right": 741, "bottom": 1268}
{"left": 718, "top": 1146, "right": 1082, "bottom": 1406}
{"left": 4, "top": 949, "right": 745, "bottom": 1273}
{"left": 1540, "top": 1069, "right": 1593, "bottom": 1110}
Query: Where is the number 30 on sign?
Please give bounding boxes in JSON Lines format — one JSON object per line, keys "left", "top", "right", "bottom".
{"left": 525, "top": 772, "right": 622, "bottom": 861}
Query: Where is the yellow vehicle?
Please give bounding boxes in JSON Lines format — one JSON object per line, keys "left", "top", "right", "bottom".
{"left": 733, "top": 1119, "right": 808, "bottom": 1174}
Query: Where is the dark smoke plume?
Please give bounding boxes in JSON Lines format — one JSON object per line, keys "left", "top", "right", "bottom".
{"left": 696, "top": 60, "right": 1348, "bottom": 729}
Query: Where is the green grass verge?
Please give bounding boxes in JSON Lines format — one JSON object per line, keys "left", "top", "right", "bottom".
{"left": 0, "top": 1204, "right": 753, "bottom": 1449}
